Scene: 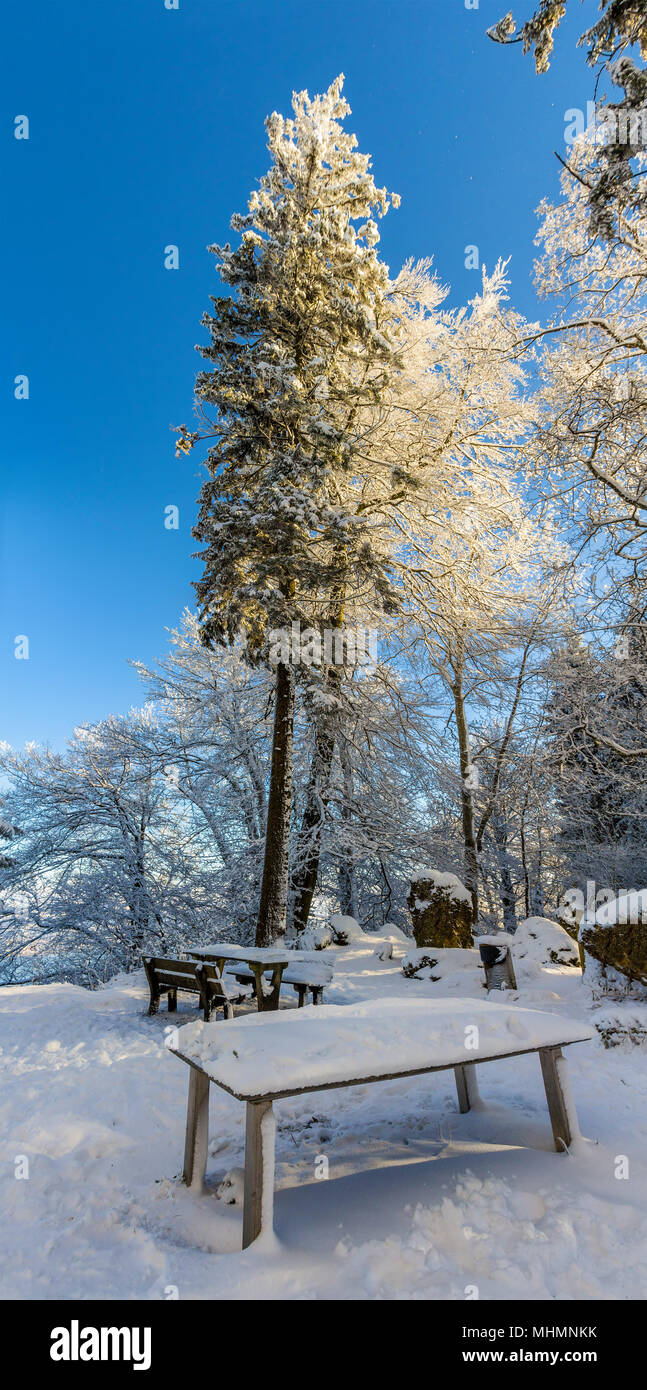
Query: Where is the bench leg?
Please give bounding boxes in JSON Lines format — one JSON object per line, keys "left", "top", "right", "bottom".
{"left": 454, "top": 1063, "right": 480, "bottom": 1113}
{"left": 142, "top": 958, "right": 160, "bottom": 1016}
{"left": 312, "top": 987, "right": 323, "bottom": 1006}
{"left": 167, "top": 988, "right": 177, "bottom": 1013}
{"left": 255, "top": 965, "right": 283, "bottom": 1012}
{"left": 294, "top": 984, "right": 307, "bottom": 1008}
{"left": 183, "top": 1068, "right": 210, "bottom": 1190}
{"left": 242, "top": 1099, "right": 275, "bottom": 1249}
{"left": 539, "top": 1046, "right": 575, "bottom": 1152}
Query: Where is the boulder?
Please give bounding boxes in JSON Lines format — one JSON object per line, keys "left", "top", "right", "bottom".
{"left": 327, "top": 913, "right": 367, "bottom": 945}
{"left": 513, "top": 916, "right": 580, "bottom": 970}
{"left": 402, "top": 946, "right": 481, "bottom": 984}
{"left": 407, "top": 870, "right": 474, "bottom": 949}
{"left": 381, "top": 922, "right": 410, "bottom": 943}
{"left": 579, "top": 890, "right": 647, "bottom": 988}
{"left": 295, "top": 922, "right": 334, "bottom": 951}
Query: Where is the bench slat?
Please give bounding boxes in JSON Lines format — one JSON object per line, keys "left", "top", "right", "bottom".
{"left": 155, "top": 970, "right": 201, "bottom": 990}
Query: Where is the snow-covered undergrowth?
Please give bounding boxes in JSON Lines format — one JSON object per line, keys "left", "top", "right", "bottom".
{"left": 2, "top": 936, "right": 647, "bottom": 1300}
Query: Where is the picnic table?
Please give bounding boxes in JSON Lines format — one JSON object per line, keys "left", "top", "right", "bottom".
{"left": 170, "top": 996, "right": 593, "bottom": 1248}
{"left": 187, "top": 944, "right": 291, "bottom": 1012}
{"left": 187, "top": 943, "right": 333, "bottom": 1010}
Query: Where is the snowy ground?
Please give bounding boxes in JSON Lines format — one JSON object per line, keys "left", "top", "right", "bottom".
{"left": 2, "top": 936, "right": 647, "bottom": 1301}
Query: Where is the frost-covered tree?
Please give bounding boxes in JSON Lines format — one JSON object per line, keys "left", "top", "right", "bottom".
{"left": 546, "top": 602, "right": 647, "bottom": 894}
{"left": 381, "top": 262, "right": 560, "bottom": 923}
{"left": 292, "top": 652, "right": 457, "bottom": 933}
{"left": 0, "top": 800, "right": 20, "bottom": 870}
{"left": 179, "top": 77, "right": 405, "bottom": 945}
{"left": 0, "top": 714, "right": 212, "bottom": 983}
{"left": 531, "top": 124, "right": 647, "bottom": 589}
{"left": 133, "top": 612, "right": 274, "bottom": 940}
{"left": 490, "top": 1, "right": 647, "bottom": 238}
{"left": 289, "top": 256, "right": 552, "bottom": 932}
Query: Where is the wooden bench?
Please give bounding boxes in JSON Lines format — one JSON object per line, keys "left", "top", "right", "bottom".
{"left": 283, "top": 961, "right": 331, "bottom": 1006}
{"left": 143, "top": 956, "right": 249, "bottom": 1023}
{"left": 187, "top": 945, "right": 291, "bottom": 1012}
{"left": 196, "top": 962, "right": 252, "bottom": 1022}
{"left": 170, "top": 997, "right": 593, "bottom": 1248}
{"left": 227, "top": 959, "right": 333, "bottom": 1007}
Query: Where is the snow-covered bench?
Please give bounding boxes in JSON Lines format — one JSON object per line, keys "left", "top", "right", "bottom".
{"left": 226, "top": 958, "right": 333, "bottom": 1006}
{"left": 188, "top": 944, "right": 333, "bottom": 1008}
{"left": 143, "top": 956, "right": 249, "bottom": 1023}
{"left": 170, "top": 997, "right": 593, "bottom": 1248}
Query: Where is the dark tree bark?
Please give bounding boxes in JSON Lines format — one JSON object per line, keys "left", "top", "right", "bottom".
{"left": 290, "top": 578, "right": 346, "bottom": 935}
{"left": 337, "top": 737, "right": 358, "bottom": 917}
{"left": 529, "top": 828, "right": 545, "bottom": 916}
{"left": 256, "top": 661, "right": 296, "bottom": 946}
{"left": 491, "top": 809, "right": 518, "bottom": 934}
{"left": 520, "top": 818, "right": 531, "bottom": 919}
{"left": 291, "top": 726, "right": 335, "bottom": 933}
{"left": 451, "top": 653, "right": 479, "bottom": 924}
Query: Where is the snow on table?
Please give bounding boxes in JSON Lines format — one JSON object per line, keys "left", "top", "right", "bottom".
{"left": 174, "top": 996, "right": 593, "bottom": 1101}
{"left": 186, "top": 943, "right": 290, "bottom": 965}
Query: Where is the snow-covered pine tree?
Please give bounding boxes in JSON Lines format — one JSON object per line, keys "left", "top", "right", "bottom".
{"left": 181, "top": 77, "right": 403, "bottom": 945}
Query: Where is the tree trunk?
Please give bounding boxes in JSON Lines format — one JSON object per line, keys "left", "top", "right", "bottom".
{"left": 291, "top": 669, "right": 340, "bottom": 934}
{"left": 290, "top": 578, "right": 345, "bottom": 934}
{"left": 492, "top": 810, "right": 517, "bottom": 934}
{"left": 291, "top": 724, "right": 336, "bottom": 933}
{"left": 256, "top": 661, "right": 296, "bottom": 946}
{"left": 529, "top": 828, "right": 545, "bottom": 916}
{"left": 125, "top": 829, "right": 165, "bottom": 967}
{"left": 451, "top": 660, "right": 479, "bottom": 924}
{"left": 519, "top": 806, "right": 531, "bottom": 918}
{"left": 337, "top": 737, "right": 358, "bottom": 917}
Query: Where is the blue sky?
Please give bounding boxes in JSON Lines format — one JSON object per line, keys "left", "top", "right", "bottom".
{"left": 2, "top": 0, "right": 589, "bottom": 749}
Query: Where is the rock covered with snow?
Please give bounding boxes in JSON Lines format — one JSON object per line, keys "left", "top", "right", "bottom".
{"left": 513, "top": 917, "right": 581, "bottom": 971}
{"left": 407, "top": 870, "right": 474, "bottom": 950}
{"left": 579, "top": 890, "right": 647, "bottom": 990}
{"left": 327, "top": 914, "right": 367, "bottom": 945}
{"left": 381, "top": 922, "right": 410, "bottom": 943}
{"left": 294, "top": 922, "right": 335, "bottom": 951}
{"left": 402, "top": 946, "right": 481, "bottom": 983}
